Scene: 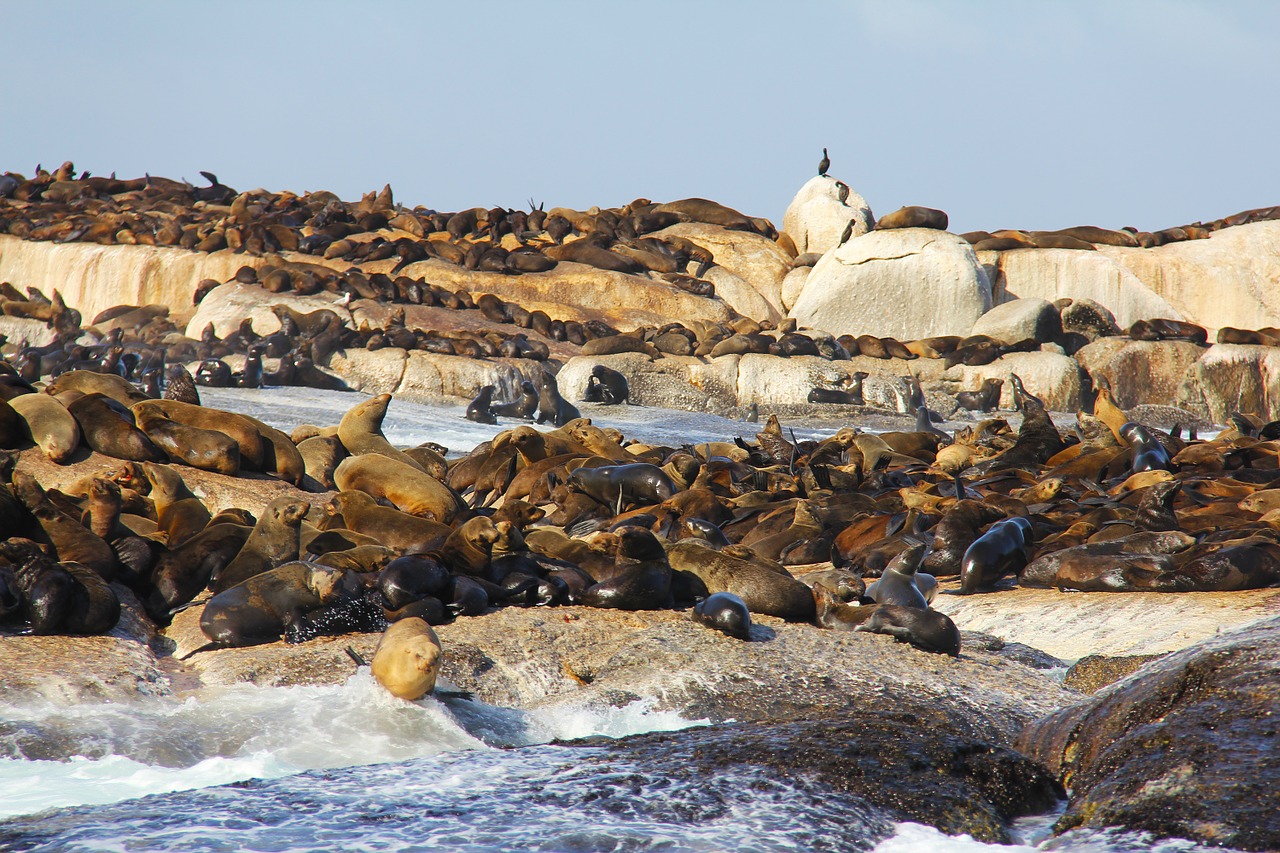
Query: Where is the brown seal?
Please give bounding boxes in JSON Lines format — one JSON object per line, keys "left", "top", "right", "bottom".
{"left": 191, "top": 561, "right": 353, "bottom": 653}
{"left": 136, "top": 400, "right": 266, "bottom": 470}
{"left": 324, "top": 490, "right": 451, "bottom": 553}
{"left": 581, "top": 527, "right": 673, "bottom": 610}
{"left": 333, "top": 454, "right": 465, "bottom": 524}
{"left": 212, "top": 495, "right": 309, "bottom": 592}
{"left": 336, "top": 393, "right": 427, "bottom": 472}
{"left": 855, "top": 605, "right": 961, "bottom": 655}
{"left": 665, "top": 540, "right": 815, "bottom": 621}
{"left": 132, "top": 401, "right": 241, "bottom": 475}
{"left": 875, "top": 206, "right": 948, "bottom": 231}
{"left": 9, "top": 394, "right": 80, "bottom": 463}
{"left": 66, "top": 393, "right": 165, "bottom": 462}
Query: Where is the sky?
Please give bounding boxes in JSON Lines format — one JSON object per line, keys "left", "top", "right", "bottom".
{"left": 2, "top": 1, "right": 1276, "bottom": 235}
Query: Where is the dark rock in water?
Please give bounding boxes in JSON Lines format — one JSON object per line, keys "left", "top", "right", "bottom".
{"left": 1018, "top": 615, "right": 1280, "bottom": 851}
{"left": 576, "top": 711, "right": 1063, "bottom": 844}
{"left": 1063, "top": 652, "right": 1166, "bottom": 694}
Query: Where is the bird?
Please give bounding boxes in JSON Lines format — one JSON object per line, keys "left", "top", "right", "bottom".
{"left": 818, "top": 148, "right": 830, "bottom": 177}
{"left": 839, "top": 219, "right": 855, "bottom": 245}
{"left": 835, "top": 181, "right": 850, "bottom": 204}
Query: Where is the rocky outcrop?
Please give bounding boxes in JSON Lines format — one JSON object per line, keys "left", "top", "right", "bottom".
{"left": 1018, "top": 616, "right": 1280, "bottom": 851}
{"left": 1096, "top": 221, "right": 1280, "bottom": 335}
{"left": 980, "top": 247, "right": 1182, "bottom": 329}
{"left": 1076, "top": 339, "right": 1208, "bottom": 410}
{"left": 780, "top": 266, "right": 809, "bottom": 312}
{"left": 1179, "top": 343, "right": 1280, "bottom": 422}
{"left": 185, "top": 282, "right": 353, "bottom": 338}
{"left": 0, "top": 234, "right": 263, "bottom": 325}
{"left": 654, "top": 223, "right": 791, "bottom": 319}
{"left": 941, "top": 351, "right": 1082, "bottom": 412}
{"left": 970, "top": 298, "right": 1062, "bottom": 345}
{"left": 781, "top": 176, "right": 874, "bottom": 256}
{"left": 790, "top": 228, "right": 992, "bottom": 340}
{"left": 329, "top": 347, "right": 545, "bottom": 404}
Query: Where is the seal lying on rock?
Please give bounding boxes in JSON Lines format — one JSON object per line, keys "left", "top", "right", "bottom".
{"left": 371, "top": 617, "right": 443, "bottom": 700}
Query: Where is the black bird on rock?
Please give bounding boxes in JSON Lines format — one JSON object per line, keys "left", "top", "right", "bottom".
{"left": 818, "top": 147, "right": 830, "bottom": 177}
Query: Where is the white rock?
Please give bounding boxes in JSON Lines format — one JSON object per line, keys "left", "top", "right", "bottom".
{"left": 790, "top": 229, "right": 992, "bottom": 340}
{"left": 980, "top": 247, "right": 1182, "bottom": 330}
{"left": 654, "top": 223, "right": 792, "bottom": 319}
{"left": 185, "top": 283, "right": 353, "bottom": 338}
{"left": 780, "top": 266, "right": 810, "bottom": 313}
{"left": 559, "top": 352, "right": 741, "bottom": 411}
{"left": 971, "top": 298, "right": 1062, "bottom": 345}
{"left": 781, "top": 176, "right": 874, "bottom": 256}
{"left": 1096, "top": 221, "right": 1280, "bottom": 337}
{"left": 944, "top": 351, "right": 1081, "bottom": 412}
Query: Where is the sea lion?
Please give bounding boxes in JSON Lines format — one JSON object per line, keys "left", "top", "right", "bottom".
{"left": 864, "top": 541, "right": 933, "bottom": 607}
{"left": 812, "top": 585, "right": 880, "bottom": 631}
{"left": 370, "top": 617, "right": 443, "bottom": 700}
{"left": 855, "top": 605, "right": 961, "bottom": 656}
{"left": 145, "top": 522, "right": 252, "bottom": 621}
{"left": 333, "top": 454, "right": 465, "bottom": 524}
{"left": 325, "top": 491, "right": 450, "bottom": 554}
{"left": 665, "top": 540, "right": 815, "bottom": 621}
{"left": 957, "top": 516, "right": 1034, "bottom": 593}
{"left": 44, "top": 370, "right": 149, "bottom": 407}
{"left": 134, "top": 400, "right": 266, "bottom": 470}
{"left": 378, "top": 554, "right": 451, "bottom": 613}
{"left": 955, "top": 378, "right": 1003, "bottom": 413}
{"left": 581, "top": 527, "right": 673, "bottom": 611}
{"left": 212, "top": 496, "right": 309, "bottom": 592}
{"left": 1120, "top": 422, "right": 1174, "bottom": 474}
{"left": 535, "top": 372, "right": 580, "bottom": 427}
{"left": 876, "top": 206, "right": 948, "bottom": 231}
{"left": 297, "top": 435, "right": 346, "bottom": 490}
{"left": 336, "top": 393, "right": 426, "bottom": 472}
{"left": 131, "top": 401, "right": 240, "bottom": 475}
{"left": 583, "top": 365, "right": 630, "bottom": 405}
{"left": 193, "top": 561, "right": 355, "bottom": 653}
{"left": 66, "top": 393, "right": 165, "bottom": 462}
{"left": 465, "top": 385, "right": 498, "bottom": 425}
{"left": 922, "top": 500, "right": 1007, "bottom": 577}
{"left": 691, "top": 592, "right": 753, "bottom": 640}
{"left": 492, "top": 380, "right": 538, "bottom": 420}
{"left": 8, "top": 393, "right": 80, "bottom": 463}
{"left": 568, "top": 463, "right": 678, "bottom": 512}
{"left": 1, "top": 539, "right": 120, "bottom": 635}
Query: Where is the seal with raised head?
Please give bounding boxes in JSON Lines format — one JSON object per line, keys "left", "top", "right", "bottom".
{"left": 692, "top": 592, "right": 752, "bottom": 640}
{"left": 212, "top": 496, "right": 309, "bottom": 593}
{"left": 535, "top": 372, "right": 580, "bottom": 427}
{"left": 337, "top": 393, "right": 426, "bottom": 472}
{"left": 955, "top": 378, "right": 1003, "bottom": 413}
{"left": 865, "top": 541, "right": 935, "bottom": 607}
{"left": 581, "top": 527, "right": 673, "bottom": 611}
{"left": 465, "top": 385, "right": 498, "bottom": 425}
{"left": 370, "top": 617, "right": 443, "bottom": 700}
{"left": 492, "top": 380, "right": 538, "bottom": 420}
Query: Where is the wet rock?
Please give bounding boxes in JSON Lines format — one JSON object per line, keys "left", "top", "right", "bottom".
{"left": 0, "top": 636, "right": 168, "bottom": 703}
{"left": 1018, "top": 616, "right": 1280, "bottom": 851}
{"left": 582, "top": 710, "right": 1064, "bottom": 845}
{"left": 1077, "top": 339, "right": 1207, "bottom": 411}
{"left": 790, "top": 228, "right": 992, "bottom": 340}
{"left": 1062, "top": 653, "right": 1166, "bottom": 694}
{"left": 1179, "top": 343, "right": 1280, "bottom": 422}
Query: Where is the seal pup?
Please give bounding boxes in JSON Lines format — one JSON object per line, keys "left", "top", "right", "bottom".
{"left": 955, "top": 378, "right": 1003, "bottom": 413}
{"left": 371, "top": 617, "right": 443, "bottom": 700}
{"left": 465, "top": 385, "right": 498, "bottom": 425}
{"left": 1121, "top": 421, "right": 1174, "bottom": 474}
{"left": 692, "top": 592, "right": 752, "bottom": 640}
{"left": 864, "top": 541, "right": 934, "bottom": 607}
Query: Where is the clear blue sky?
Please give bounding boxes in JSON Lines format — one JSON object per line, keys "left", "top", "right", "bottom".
{"left": 3, "top": 1, "right": 1274, "bottom": 234}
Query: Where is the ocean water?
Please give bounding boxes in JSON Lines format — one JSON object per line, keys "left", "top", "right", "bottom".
{"left": 0, "top": 389, "right": 1248, "bottom": 852}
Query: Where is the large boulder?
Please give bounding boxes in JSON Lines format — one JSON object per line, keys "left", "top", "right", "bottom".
{"left": 0, "top": 234, "right": 268, "bottom": 324}
{"left": 780, "top": 266, "right": 809, "bottom": 312}
{"left": 558, "top": 352, "right": 741, "bottom": 412}
{"left": 1018, "top": 615, "right": 1280, "bottom": 851}
{"left": 1179, "top": 343, "right": 1280, "bottom": 422}
{"left": 979, "top": 247, "right": 1181, "bottom": 330}
{"left": 970, "top": 297, "right": 1062, "bottom": 345}
{"left": 1076, "top": 339, "right": 1208, "bottom": 410}
{"left": 942, "top": 350, "right": 1081, "bottom": 412}
{"left": 781, "top": 176, "right": 874, "bottom": 256}
{"left": 654, "top": 223, "right": 791, "bottom": 320}
{"left": 185, "top": 282, "right": 353, "bottom": 338}
{"left": 1096, "top": 221, "right": 1280, "bottom": 336}
{"left": 790, "top": 229, "right": 992, "bottom": 340}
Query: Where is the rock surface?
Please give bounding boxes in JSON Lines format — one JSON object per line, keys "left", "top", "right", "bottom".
{"left": 781, "top": 175, "right": 874, "bottom": 256}
{"left": 655, "top": 223, "right": 791, "bottom": 319}
{"left": 1018, "top": 615, "right": 1280, "bottom": 851}
{"left": 970, "top": 297, "right": 1062, "bottom": 345}
{"left": 942, "top": 351, "right": 1082, "bottom": 412}
{"left": 1180, "top": 343, "right": 1280, "bottom": 422}
{"left": 791, "top": 228, "right": 992, "bottom": 340}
